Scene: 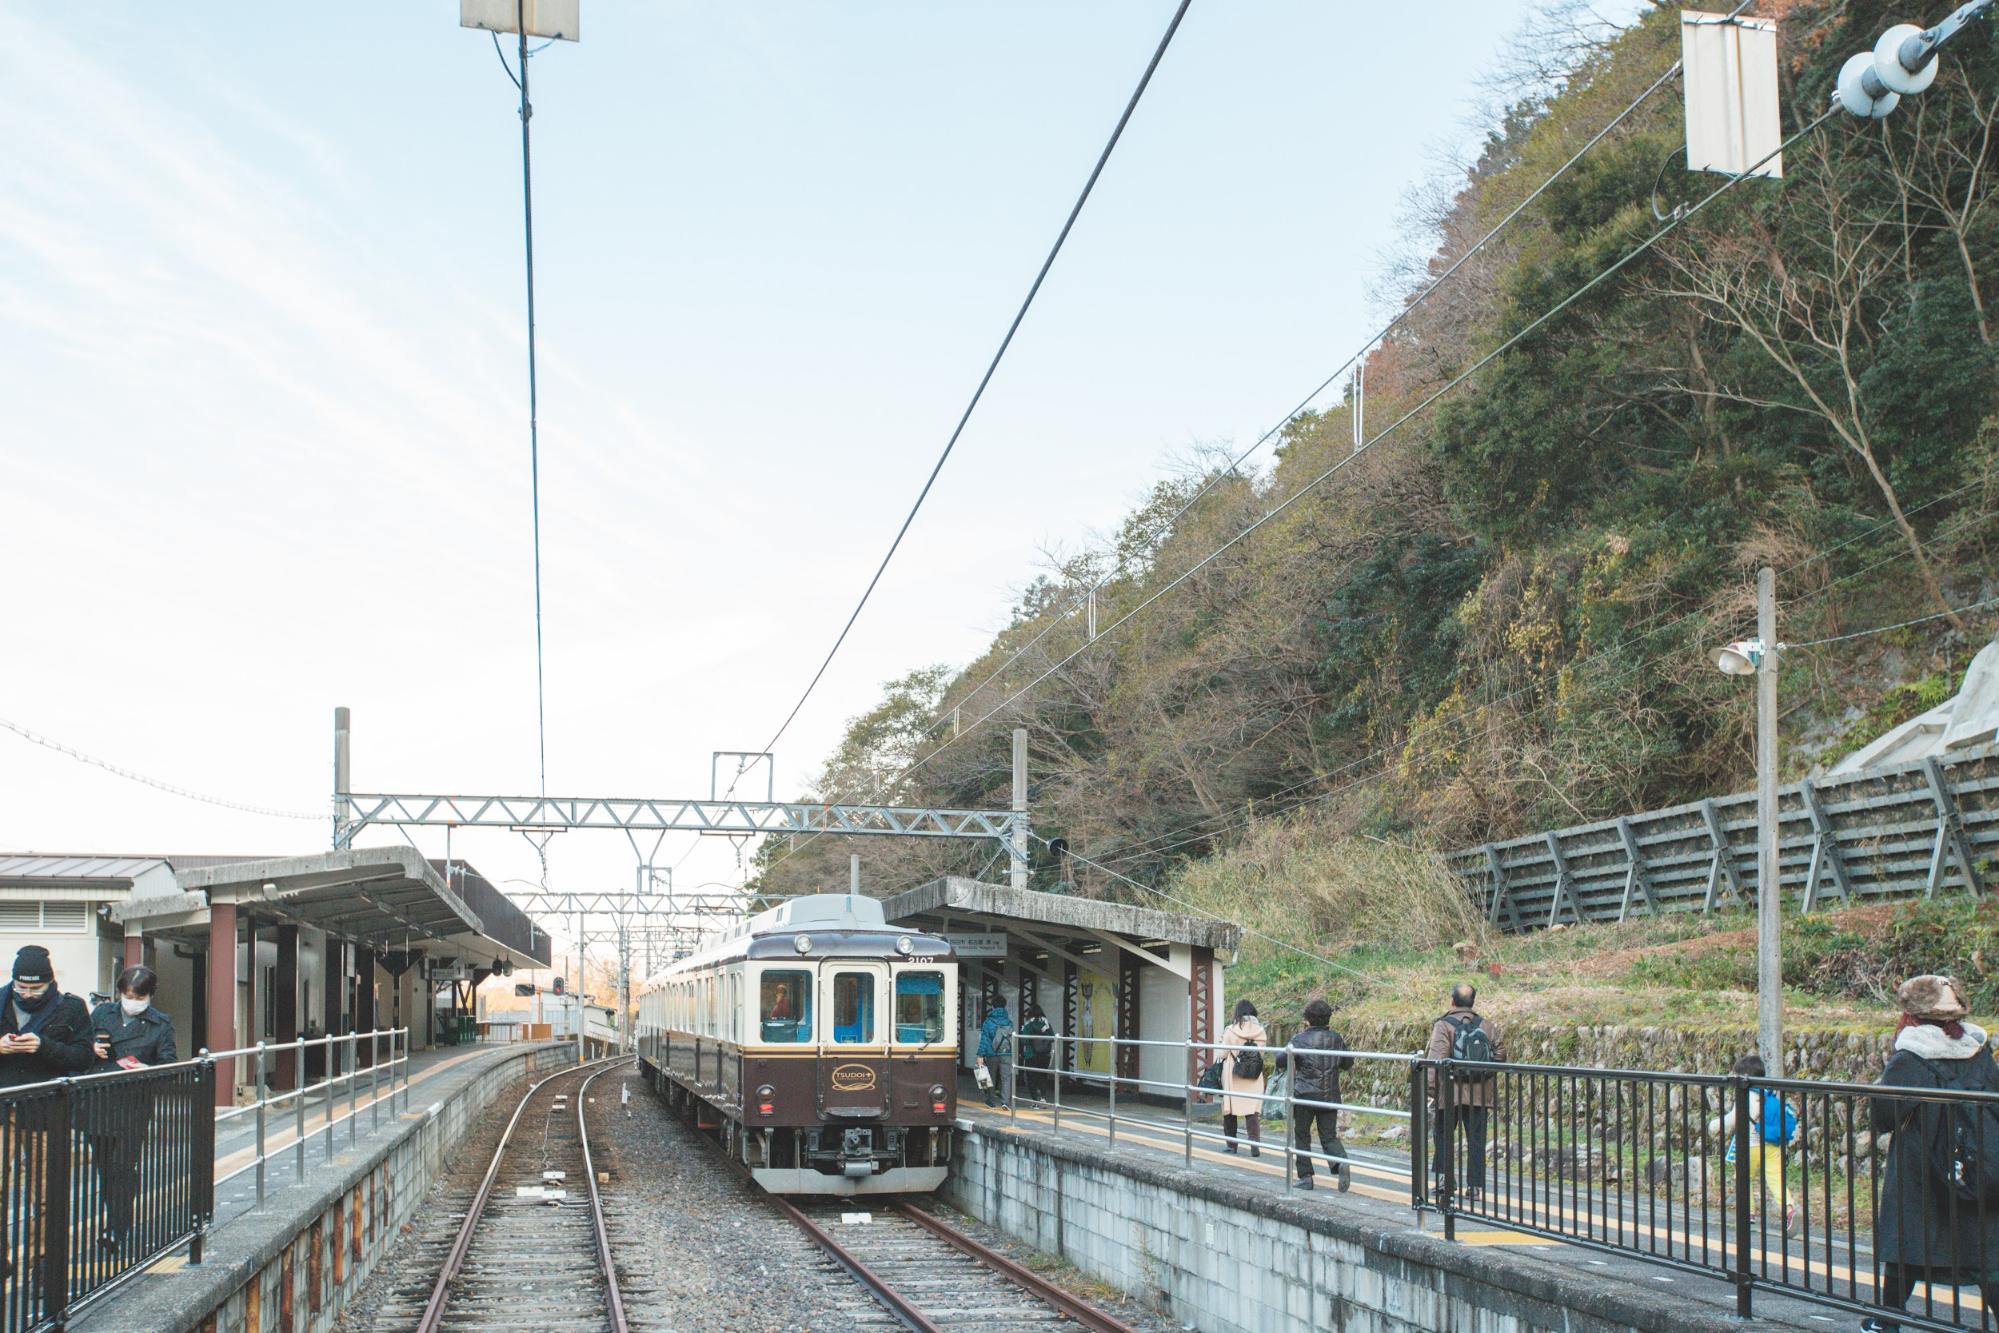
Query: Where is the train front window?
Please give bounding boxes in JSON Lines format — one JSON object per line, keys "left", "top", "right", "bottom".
{"left": 894, "top": 971, "right": 945, "bottom": 1044}
{"left": 760, "top": 970, "right": 812, "bottom": 1043}
{"left": 831, "top": 972, "right": 876, "bottom": 1044}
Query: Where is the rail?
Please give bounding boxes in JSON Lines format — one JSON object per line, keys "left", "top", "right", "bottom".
{"left": 994, "top": 1029, "right": 1999, "bottom": 1330}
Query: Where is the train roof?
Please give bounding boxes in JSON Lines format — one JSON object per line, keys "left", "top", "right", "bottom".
{"left": 643, "top": 893, "right": 952, "bottom": 981}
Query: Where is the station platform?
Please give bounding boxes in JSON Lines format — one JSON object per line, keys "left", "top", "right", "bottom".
{"left": 956, "top": 1078, "right": 1898, "bottom": 1332}
{"left": 72, "top": 1039, "right": 574, "bottom": 1333}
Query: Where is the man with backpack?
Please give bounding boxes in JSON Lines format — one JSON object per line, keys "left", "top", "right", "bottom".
{"left": 1864, "top": 974, "right": 1999, "bottom": 1333}
{"left": 1017, "top": 1003, "right": 1054, "bottom": 1102}
{"left": 1425, "top": 984, "right": 1505, "bottom": 1199}
{"left": 976, "top": 999, "right": 1015, "bottom": 1109}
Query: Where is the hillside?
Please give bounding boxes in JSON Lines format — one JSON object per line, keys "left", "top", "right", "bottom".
{"left": 751, "top": 0, "right": 1999, "bottom": 982}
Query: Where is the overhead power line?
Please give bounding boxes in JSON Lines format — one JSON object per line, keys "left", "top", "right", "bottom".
{"left": 742, "top": 0, "right": 1196, "bottom": 773}
{"left": 0, "top": 717, "right": 321, "bottom": 821}
{"left": 1788, "top": 594, "right": 1999, "bottom": 647}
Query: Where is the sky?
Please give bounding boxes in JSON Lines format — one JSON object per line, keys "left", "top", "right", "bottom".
{"left": 0, "top": 1, "right": 1550, "bottom": 965}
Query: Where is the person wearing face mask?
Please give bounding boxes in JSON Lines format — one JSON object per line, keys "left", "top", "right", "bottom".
{"left": 85, "top": 965, "right": 177, "bottom": 1250}
{"left": 0, "top": 945, "right": 95, "bottom": 1290}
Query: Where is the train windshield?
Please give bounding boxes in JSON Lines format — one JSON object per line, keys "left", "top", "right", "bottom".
{"left": 759, "top": 969, "right": 812, "bottom": 1043}
{"left": 894, "top": 971, "right": 946, "bottom": 1044}
{"left": 830, "top": 971, "right": 876, "bottom": 1044}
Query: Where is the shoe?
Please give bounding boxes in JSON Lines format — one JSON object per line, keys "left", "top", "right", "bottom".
{"left": 1225, "top": 1143, "right": 1239, "bottom": 1155}
{"left": 1860, "top": 1320, "right": 1898, "bottom": 1333}
{"left": 1250, "top": 1146, "right": 1261, "bottom": 1159}
{"left": 1784, "top": 1205, "right": 1801, "bottom": 1238}
{"left": 1292, "top": 1177, "right": 1315, "bottom": 1191}
{"left": 1337, "top": 1163, "right": 1352, "bottom": 1193}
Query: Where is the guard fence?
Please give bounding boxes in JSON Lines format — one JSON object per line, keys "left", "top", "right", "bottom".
{"left": 0, "top": 1027, "right": 409, "bottom": 1333}
{"left": 1002, "top": 1032, "right": 1999, "bottom": 1331}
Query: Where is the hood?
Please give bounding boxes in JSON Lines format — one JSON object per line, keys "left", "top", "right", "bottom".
{"left": 1228, "top": 1017, "right": 1266, "bottom": 1038}
{"left": 1895, "top": 1021, "right": 1991, "bottom": 1061}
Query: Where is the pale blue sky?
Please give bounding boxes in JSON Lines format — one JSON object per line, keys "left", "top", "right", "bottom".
{"left": 2, "top": 2, "right": 1553, "bottom": 949}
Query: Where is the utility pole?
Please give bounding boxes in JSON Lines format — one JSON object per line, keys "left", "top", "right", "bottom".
{"left": 850, "top": 854, "right": 861, "bottom": 896}
{"left": 1755, "top": 567, "right": 1782, "bottom": 1073}
{"left": 575, "top": 905, "right": 586, "bottom": 1064}
{"left": 1011, "top": 728, "right": 1030, "bottom": 891}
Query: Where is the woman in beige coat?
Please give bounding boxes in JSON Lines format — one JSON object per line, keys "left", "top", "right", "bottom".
{"left": 1219, "top": 998, "right": 1268, "bottom": 1156}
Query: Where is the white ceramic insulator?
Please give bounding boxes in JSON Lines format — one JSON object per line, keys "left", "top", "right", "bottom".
{"left": 1838, "top": 50, "right": 1902, "bottom": 118}
{"left": 1873, "top": 23, "right": 1939, "bottom": 95}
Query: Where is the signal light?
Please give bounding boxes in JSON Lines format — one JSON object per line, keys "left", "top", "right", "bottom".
{"left": 756, "top": 1083, "right": 775, "bottom": 1116}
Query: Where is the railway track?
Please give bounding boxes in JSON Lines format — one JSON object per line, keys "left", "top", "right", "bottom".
{"left": 772, "top": 1195, "right": 1139, "bottom": 1333}
{"left": 378, "top": 1057, "right": 631, "bottom": 1333}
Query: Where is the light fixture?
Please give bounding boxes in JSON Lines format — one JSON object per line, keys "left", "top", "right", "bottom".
{"left": 895, "top": 936, "right": 914, "bottom": 955}
{"left": 1714, "top": 638, "right": 1767, "bottom": 677}
{"left": 794, "top": 935, "right": 813, "bottom": 954}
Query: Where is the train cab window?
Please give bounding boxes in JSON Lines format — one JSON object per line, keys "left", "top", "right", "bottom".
{"left": 894, "top": 971, "right": 946, "bottom": 1044}
{"left": 831, "top": 972, "right": 876, "bottom": 1044}
{"left": 760, "top": 970, "right": 812, "bottom": 1043}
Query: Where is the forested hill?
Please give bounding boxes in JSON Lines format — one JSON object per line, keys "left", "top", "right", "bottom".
{"left": 752, "top": 0, "right": 1999, "bottom": 917}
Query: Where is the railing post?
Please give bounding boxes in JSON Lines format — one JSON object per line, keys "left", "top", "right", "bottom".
{"left": 1008, "top": 1031, "right": 1018, "bottom": 1129}
{"left": 191, "top": 1055, "right": 216, "bottom": 1265}
{"left": 295, "top": 1039, "right": 308, "bottom": 1182}
{"left": 254, "top": 1042, "right": 268, "bottom": 1207}
{"left": 43, "top": 1080, "right": 74, "bottom": 1323}
{"left": 1108, "top": 1040, "right": 1119, "bottom": 1149}
{"left": 323, "top": 1035, "right": 336, "bottom": 1161}
{"left": 1409, "top": 1060, "right": 1428, "bottom": 1218}
{"left": 1283, "top": 1043, "right": 1296, "bottom": 1191}
{"left": 1052, "top": 1033, "right": 1063, "bottom": 1132}
{"left": 1733, "top": 1075, "right": 1753, "bottom": 1318}
{"left": 1439, "top": 1059, "right": 1458, "bottom": 1242}
{"left": 348, "top": 1033, "right": 359, "bottom": 1147}
{"left": 371, "top": 1031, "right": 382, "bottom": 1131}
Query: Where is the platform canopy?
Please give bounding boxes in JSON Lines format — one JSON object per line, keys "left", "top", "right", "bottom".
{"left": 115, "top": 846, "right": 550, "bottom": 971}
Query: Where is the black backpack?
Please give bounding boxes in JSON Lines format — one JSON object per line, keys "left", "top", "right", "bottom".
{"left": 1232, "top": 1040, "right": 1264, "bottom": 1081}
{"left": 1921, "top": 1057, "right": 1999, "bottom": 1206}
{"left": 1447, "top": 1014, "right": 1496, "bottom": 1083}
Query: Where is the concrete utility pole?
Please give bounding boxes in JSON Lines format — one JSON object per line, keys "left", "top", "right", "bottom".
{"left": 332, "top": 707, "right": 351, "bottom": 850}
{"left": 1755, "top": 567, "right": 1782, "bottom": 1073}
{"left": 850, "top": 853, "right": 861, "bottom": 895}
{"left": 1010, "top": 728, "right": 1030, "bottom": 892}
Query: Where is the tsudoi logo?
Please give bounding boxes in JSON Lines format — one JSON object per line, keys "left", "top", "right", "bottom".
{"left": 830, "top": 1063, "right": 877, "bottom": 1092}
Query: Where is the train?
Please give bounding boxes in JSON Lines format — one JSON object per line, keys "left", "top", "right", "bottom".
{"left": 635, "top": 892, "right": 960, "bottom": 1194}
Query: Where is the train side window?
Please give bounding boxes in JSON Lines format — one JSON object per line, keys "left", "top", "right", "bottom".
{"left": 760, "top": 970, "right": 812, "bottom": 1043}
{"left": 894, "top": 971, "right": 945, "bottom": 1044}
{"left": 831, "top": 972, "right": 875, "bottom": 1044}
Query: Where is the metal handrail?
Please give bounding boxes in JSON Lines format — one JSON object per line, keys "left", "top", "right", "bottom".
{"left": 206, "top": 1028, "right": 413, "bottom": 1205}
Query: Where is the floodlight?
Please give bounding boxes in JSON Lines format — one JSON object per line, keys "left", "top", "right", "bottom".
{"left": 1715, "top": 639, "right": 1767, "bottom": 677}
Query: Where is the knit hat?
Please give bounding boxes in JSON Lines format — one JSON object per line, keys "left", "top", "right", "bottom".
{"left": 1898, "top": 974, "right": 1968, "bottom": 1023}
{"left": 11, "top": 946, "right": 52, "bottom": 984}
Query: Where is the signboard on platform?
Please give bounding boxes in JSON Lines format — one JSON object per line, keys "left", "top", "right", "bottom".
{"left": 946, "top": 932, "right": 1007, "bottom": 959}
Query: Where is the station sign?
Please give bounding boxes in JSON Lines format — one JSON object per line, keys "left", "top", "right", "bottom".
{"left": 946, "top": 932, "right": 1008, "bottom": 959}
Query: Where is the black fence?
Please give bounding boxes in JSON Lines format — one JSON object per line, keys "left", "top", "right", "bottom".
{"left": 1417, "top": 1056, "right": 1999, "bottom": 1331}
{"left": 2, "top": 1061, "right": 215, "bottom": 1333}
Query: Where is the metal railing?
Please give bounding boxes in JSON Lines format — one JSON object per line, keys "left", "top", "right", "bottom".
{"left": 1, "top": 1059, "right": 214, "bottom": 1333}
{"left": 0, "top": 1027, "right": 410, "bottom": 1333}
{"left": 994, "top": 1031, "right": 1999, "bottom": 1330}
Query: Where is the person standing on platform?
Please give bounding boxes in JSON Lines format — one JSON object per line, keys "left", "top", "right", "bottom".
{"left": 1281, "top": 998, "right": 1355, "bottom": 1191}
{"left": 1220, "top": 998, "right": 1268, "bottom": 1156}
{"left": 1426, "top": 983, "right": 1504, "bottom": 1200}
{"left": 86, "top": 965, "right": 178, "bottom": 1251}
{"left": 976, "top": 999, "right": 1015, "bottom": 1109}
{"left": 0, "top": 945, "right": 96, "bottom": 1290}
{"left": 1017, "top": 1003, "right": 1054, "bottom": 1102}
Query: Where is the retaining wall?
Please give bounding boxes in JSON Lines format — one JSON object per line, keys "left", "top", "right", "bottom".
{"left": 946, "top": 1118, "right": 1801, "bottom": 1333}
{"left": 76, "top": 1041, "right": 574, "bottom": 1333}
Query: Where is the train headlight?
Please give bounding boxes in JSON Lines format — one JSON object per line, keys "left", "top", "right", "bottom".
{"left": 929, "top": 1083, "right": 948, "bottom": 1115}
{"left": 793, "top": 935, "right": 813, "bottom": 954}
{"left": 756, "top": 1084, "right": 775, "bottom": 1116}
{"left": 895, "top": 936, "right": 914, "bottom": 955}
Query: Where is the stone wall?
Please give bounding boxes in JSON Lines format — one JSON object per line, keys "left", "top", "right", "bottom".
{"left": 946, "top": 1119, "right": 1775, "bottom": 1333}
{"left": 98, "top": 1042, "right": 574, "bottom": 1333}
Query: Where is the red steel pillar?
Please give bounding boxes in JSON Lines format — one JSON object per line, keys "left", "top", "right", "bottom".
{"left": 207, "top": 901, "right": 238, "bottom": 1107}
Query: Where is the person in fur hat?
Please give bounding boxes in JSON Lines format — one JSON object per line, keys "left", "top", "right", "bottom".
{"left": 1864, "top": 974, "right": 1999, "bottom": 1332}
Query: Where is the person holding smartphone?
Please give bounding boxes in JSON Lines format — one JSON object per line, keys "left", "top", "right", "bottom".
{"left": 0, "top": 945, "right": 96, "bottom": 1289}
{"left": 86, "top": 966, "right": 177, "bottom": 1251}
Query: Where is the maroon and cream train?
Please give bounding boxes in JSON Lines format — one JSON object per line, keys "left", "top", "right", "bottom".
{"left": 635, "top": 893, "right": 961, "bottom": 1194}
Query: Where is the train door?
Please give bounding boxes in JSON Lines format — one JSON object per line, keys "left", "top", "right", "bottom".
{"left": 818, "top": 962, "right": 887, "bottom": 1118}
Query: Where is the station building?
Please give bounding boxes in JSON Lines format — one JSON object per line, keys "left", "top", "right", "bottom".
{"left": 0, "top": 848, "right": 548, "bottom": 1103}
{"left": 880, "top": 876, "right": 1241, "bottom": 1100}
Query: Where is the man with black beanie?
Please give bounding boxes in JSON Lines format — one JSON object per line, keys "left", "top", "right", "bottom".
{"left": 0, "top": 945, "right": 95, "bottom": 1088}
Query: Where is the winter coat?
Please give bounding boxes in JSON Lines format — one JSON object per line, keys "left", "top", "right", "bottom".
{"left": 87, "top": 1002, "right": 178, "bottom": 1075}
{"left": 977, "top": 1007, "right": 1014, "bottom": 1062}
{"left": 1220, "top": 1017, "right": 1268, "bottom": 1117}
{"left": 1018, "top": 1015, "right": 1054, "bottom": 1067}
{"left": 1426, "top": 1011, "right": 1506, "bottom": 1109}
{"left": 1870, "top": 1021, "right": 1999, "bottom": 1277}
{"left": 1280, "top": 1023, "right": 1355, "bottom": 1110}
{"left": 0, "top": 985, "right": 95, "bottom": 1090}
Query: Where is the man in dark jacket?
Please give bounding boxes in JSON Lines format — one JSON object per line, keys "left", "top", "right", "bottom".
{"left": 1282, "top": 998, "right": 1355, "bottom": 1191}
{"left": 1426, "top": 983, "right": 1505, "bottom": 1198}
{"left": 0, "top": 945, "right": 95, "bottom": 1089}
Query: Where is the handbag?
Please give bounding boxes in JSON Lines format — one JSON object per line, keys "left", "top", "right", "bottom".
{"left": 1197, "top": 1060, "right": 1225, "bottom": 1092}
{"left": 974, "top": 1063, "right": 994, "bottom": 1091}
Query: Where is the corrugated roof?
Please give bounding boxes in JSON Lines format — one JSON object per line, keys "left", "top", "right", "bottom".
{"left": 0, "top": 854, "right": 265, "bottom": 882}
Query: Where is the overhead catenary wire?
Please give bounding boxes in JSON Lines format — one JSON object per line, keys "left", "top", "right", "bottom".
{"left": 0, "top": 717, "right": 321, "bottom": 821}
{"left": 739, "top": 0, "right": 1196, "bottom": 774}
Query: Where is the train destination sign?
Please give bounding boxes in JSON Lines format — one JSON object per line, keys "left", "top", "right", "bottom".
{"left": 945, "top": 933, "right": 1007, "bottom": 959}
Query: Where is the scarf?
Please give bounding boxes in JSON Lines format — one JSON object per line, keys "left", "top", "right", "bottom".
{"left": 1897, "top": 1012, "right": 1966, "bottom": 1041}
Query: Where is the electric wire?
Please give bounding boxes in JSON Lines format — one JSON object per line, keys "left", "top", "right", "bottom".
{"left": 742, "top": 0, "right": 1195, "bottom": 773}
{"left": 0, "top": 717, "right": 321, "bottom": 821}
{"left": 1787, "top": 594, "right": 1999, "bottom": 647}
{"left": 756, "top": 104, "right": 1841, "bottom": 894}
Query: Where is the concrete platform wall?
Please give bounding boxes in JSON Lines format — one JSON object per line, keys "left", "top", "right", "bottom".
{"left": 946, "top": 1121, "right": 1770, "bottom": 1333}
{"left": 78, "top": 1043, "right": 575, "bottom": 1333}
